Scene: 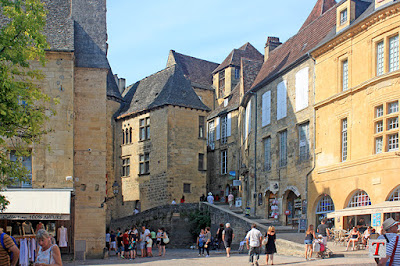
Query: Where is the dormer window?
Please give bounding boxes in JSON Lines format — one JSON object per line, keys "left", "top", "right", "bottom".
{"left": 219, "top": 70, "right": 225, "bottom": 98}
{"left": 235, "top": 67, "right": 240, "bottom": 79}
{"left": 340, "top": 9, "right": 347, "bottom": 25}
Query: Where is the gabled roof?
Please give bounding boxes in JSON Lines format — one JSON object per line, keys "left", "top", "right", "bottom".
{"left": 299, "top": 0, "right": 337, "bottom": 32}
{"left": 242, "top": 58, "right": 263, "bottom": 94}
{"left": 212, "top": 42, "right": 263, "bottom": 74}
{"left": 118, "top": 64, "right": 210, "bottom": 119}
{"left": 106, "top": 67, "right": 123, "bottom": 101}
{"left": 251, "top": 0, "right": 338, "bottom": 91}
{"left": 167, "top": 50, "right": 219, "bottom": 89}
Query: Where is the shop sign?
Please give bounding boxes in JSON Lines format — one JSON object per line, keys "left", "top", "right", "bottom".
{"left": 233, "top": 180, "right": 242, "bottom": 187}
{"left": 0, "top": 214, "right": 70, "bottom": 220}
{"left": 270, "top": 182, "right": 279, "bottom": 194}
{"left": 285, "top": 210, "right": 291, "bottom": 216}
{"left": 369, "top": 239, "right": 386, "bottom": 259}
{"left": 372, "top": 213, "right": 382, "bottom": 227}
{"left": 229, "top": 171, "right": 236, "bottom": 177}
{"left": 235, "top": 197, "right": 242, "bottom": 207}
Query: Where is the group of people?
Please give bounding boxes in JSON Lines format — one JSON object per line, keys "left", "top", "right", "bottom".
{"left": 0, "top": 229, "right": 63, "bottom": 266}
{"left": 245, "top": 224, "right": 277, "bottom": 266}
{"left": 106, "top": 226, "right": 168, "bottom": 260}
{"left": 199, "top": 192, "right": 235, "bottom": 207}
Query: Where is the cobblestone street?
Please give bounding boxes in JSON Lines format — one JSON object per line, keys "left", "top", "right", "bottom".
{"left": 63, "top": 249, "right": 375, "bottom": 266}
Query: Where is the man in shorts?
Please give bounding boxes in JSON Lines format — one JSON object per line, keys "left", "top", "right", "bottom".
{"left": 317, "top": 219, "right": 330, "bottom": 246}
{"left": 222, "top": 223, "right": 234, "bottom": 257}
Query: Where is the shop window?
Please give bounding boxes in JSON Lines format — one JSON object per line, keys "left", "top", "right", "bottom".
{"left": 316, "top": 195, "right": 335, "bottom": 214}
{"left": 388, "top": 186, "right": 400, "bottom": 201}
{"left": 347, "top": 190, "right": 371, "bottom": 208}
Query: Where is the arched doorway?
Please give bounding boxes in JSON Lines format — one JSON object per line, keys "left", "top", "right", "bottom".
{"left": 344, "top": 190, "right": 371, "bottom": 230}
{"left": 315, "top": 195, "right": 335, "bottom": 227}
{"left": 285, "top": 191, "right": 301, "bottom": 226}
{"left": 265, "top": 191, "right": 278, "bottom": 219}
{"left": 385, "top": 185, "right": 400, "bottom": 221}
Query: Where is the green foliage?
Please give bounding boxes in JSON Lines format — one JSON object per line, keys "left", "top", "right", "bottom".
{"left": 182, "top": 209, "right": 211, "bottom": 242}
{"left": 0, "top": 0, "right": 50, "bottom": 210}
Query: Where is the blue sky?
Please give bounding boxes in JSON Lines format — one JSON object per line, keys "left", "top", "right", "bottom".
{"left": 107, "top": 0, "right": 327, "bottom": 86}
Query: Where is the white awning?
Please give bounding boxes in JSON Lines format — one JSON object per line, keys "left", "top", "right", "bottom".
{"left": 327, "top": 201, "right": 400, "bottom": 218}
{"left": 1, "top": 189, "right": 72, "bottom": 215}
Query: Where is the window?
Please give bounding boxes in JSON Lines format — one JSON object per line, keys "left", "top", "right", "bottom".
{"left": 139, "top": 117, "right": 150, "bottom": 141}
{"left": 316, "top": 195, "right": 335, "bottom": 214}
{"left": 125, "top": 129, "right": 129, "bottom": 145}
{"left": 279, "top": 130, "right": 287, "bottom": 167}
{"left": 221, "top": 150, "right": 227, "bottom": 174}
{"left": 342, "top": 59, "right": 348, "bottom": 91}
{"left": 389, "top": 35, "right": 399, "bottom": 72}
{"left": 376, "top": 121, "right": 383, "bottom": 133}
{"left": 129, "top": 128, "right": 132, "bottom": 143}
{"left": 377, "top": 41, "right": 384, "bottom": 76}
{"left": 376, "top": 105, "right": 384, "bottom": 118}
{"left": 219, "top": 70, "right": 225, "bottom": 98}
{"left": 208, "top": 121, "right": 215, "bottom": 150}
{"left": 220, "top": 115, "right": 227, "bottom": 144}
{"left": 388, "top": 133, "right": 399, "bottom": 151}
{"left": 388, "top": 186, "right": 400, "bottom": 201}
{"left": 139, "top": 153, "right": 150, "bottom": 175}
{"left": 122, "top": 158, "right": 130, "bottom": 177}
{"left": 277, "top": 81, "right": 287, "bottom": 120}
{"left": 264, "top": 137, "right": 271, "bottom": 171}
{"left": 295, "top": 67, "right": 309, "bottom": 112}
{"left": 299, "top": 123, "right": 310, "bottom": 161}
{"left": 224, "top": 98, "right": 228, "bottom": 107}
{"left": 388, "top": 117, "right": 399, "bottom": 130}
{"left": 347, "top": 190, "right": 371, "bottom": 208}
{"left": 375, "top": 137, "right": 383, "bottom": 154}
{"left": 183, "top": 183, "right": 191, "bottom": 193}
{"left": 341, "top": 118, "right": 348, "bottom": 162}
{"left": 262, "top": 91, "right": 271, "bottom": 126}
{"left": 199, "top": 116, "right": 205, "bottom": 138}
{"left": 122, "top": 130, "right": 125, "bottom": 145}
{"left": 340, "top": 9, "right": 347, "bottom": 25}
{"left": 198, "top": 153, "right": 204, "bottom": 170}
{"left": 9, "top": 151, "right": 32, "bottom": 188}
{"left": 235, "top": 67, "right": 240, "bottom": 79}
{"left": 388, "top": 101, "right": 399, "bottom": 114}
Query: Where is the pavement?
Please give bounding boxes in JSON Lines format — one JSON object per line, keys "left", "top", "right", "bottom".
{"left": 63, "top": 248, "right": 375, "bottom": 266}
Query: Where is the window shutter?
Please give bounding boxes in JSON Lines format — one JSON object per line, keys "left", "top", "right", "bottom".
{"left": 262, "top": 91, "right": 271, "bottom": 127}
{"left": 216, "top": 117, "right": 220, "bottom": 140}
{"left": 227, "top": 113, "right": 232, "bottom": 137}
{"left": 248, "top": 100, "right": 252, "bottom": 134}
{"left": 277, "top": 81, "right": 287, "bottom": 120}
{"left": 295, "top": 67, "right": 309, "bottom": 112}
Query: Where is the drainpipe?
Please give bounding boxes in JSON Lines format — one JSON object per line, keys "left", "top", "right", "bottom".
{"left": 249, "top": 91, "right": 258, "bottom": 216}
{"left": 306, "top": 53, "right": 317, "bottom": 225}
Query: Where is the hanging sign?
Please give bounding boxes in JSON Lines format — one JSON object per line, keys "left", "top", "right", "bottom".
{"left": 233, "top": 180, "right": 242, "bottom": 186}
{"left": 285, "top": 210, "right": 291, "bottom": 216}
{"left": 229, "top": 171, "right": 236, "bottom": 177}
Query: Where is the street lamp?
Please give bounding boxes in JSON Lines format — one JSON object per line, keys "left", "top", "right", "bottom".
{"left": 100, "top": 181, "right": 120, "bottom": 208}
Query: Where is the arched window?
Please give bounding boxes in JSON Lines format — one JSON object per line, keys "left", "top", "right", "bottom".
{"left": 125, "top": 129, "right": 129, "bottom": 145}
{"left": 347, "top": 190, "right": 371, "bottom": 208}
{"left": 129, "top": 128, "right": 132, "bottom": 143}
{"left": 316, "top": 195, "right": 335, "bottom": 214}
{"left": 388, "top": 186, "right": 400, "bottom": 201}
{"left": 122, "top": 130, "right": 125, "bottom": 145}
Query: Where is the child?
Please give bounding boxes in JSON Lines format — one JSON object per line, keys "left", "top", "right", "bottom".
{"left": 146, "top": 236, "right": 153, "bottom": 257}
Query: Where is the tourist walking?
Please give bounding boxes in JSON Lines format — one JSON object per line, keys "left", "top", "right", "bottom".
{"left": 160, "top": 228, "right": 168, "bottom": 256}
{"left": 246, "top": 223, "right": 263, "bottom": 266}
{"left": 116, "top": 228, "right": 123, "bottom": 258}
{"left": 304, "top": 224, "right": 316, "bottom": 260}
{"left": 35, "top": 229, "right": 62, "bottom": 266}
{"left": 197, "top": 229, "right": 205, "bottom": 256}
{"left": 264, "top": 226, "right": 276, "bottom": 265}
{"left": 207, "top": 192, "right": 214, "bottom": 204}
{"left": 216, "top": 224, "right": 224, "bottom": 251}
{"left": 228, "top": 192, "right": 234, "bottom": 209}
{"left": 122, "top": 229, "right": 130, "bottom": 259}
{"left": 180, "top": 195, "right": 185, "bottom": 204}
{"left": 204, "top": 227, "right": 211, "bottom": 257}
{"left": 0, "top": 231, "right": 19, "bottom": 266}
{"left": 222, "top": 223, "right": 234, "bottom": 258}
{"left": 140, "top": 226, "right": 150, "bottom": 257}
{"left": 317, "top": 219, "right": 330, "bottom": 247}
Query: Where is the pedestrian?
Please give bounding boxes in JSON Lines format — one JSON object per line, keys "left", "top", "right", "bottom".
{"left": 207, "top": 192, "right": 214, "bottom": 204}
{"left": 140, "top": 226, "right": 150, "bottom": 257}
{"left": 304, "top": 224, "right": 316, "bottom": 260}
{"left": 122, "top": 229, "right": 130, "bottom": 259}
{"left": 105, "top": 229, "right": 110, "bottom": 252}
{"left": 146, "top": 236, "right": 153, "bottom": 257}
{"left": 150, "top": 229, "right": 156, "bottom": 247}
{"left": 216, "top": 223, "right": 224, "bottom": 251}
{"left": 378, "top": 218, "right": 399, "bottom": 265}
{"left": 222, "top": 223, "right": 234, "bottom": 258}
{"left": 246, "top": 223, "right": 263, "bottom": 266}
{"left": 317, "top": 219, "right": 330, "bottom": 247}
{"left": 35, "top": 229, "right": 62, "bottom": 265}
{"left": 379, "top": 225, "right": 400, "bottom": 265}
{"left": 116, "top": 228, "right": 123, "bottom": 258}
{"left": 134, "top": 208, "right": 140, "bottom": 215}
{"left": 180, "top": 195, "right": 185, "bottom": 204}
{"left": 171, "top": 199, "right": 177, "bottom": 205}
{"left": 264, "top": 226, "right": 276, "bottom": 265}
{"left": 110, "top": 230, "right": 116, "bottom": 251}
{"left": 160, "top": 227, "right": 167, "bottom": 256}
{"left": 197, "top": 229, "right": 205, "bottom": 256}
{"left": 0, "top": 231, "right": 19, "bottom": 266}
{"left": 129, "top": 228, "right": 138, "bottom": 259}
{"left": 204, "top": 227, "right": 211, "bottom": 257}
{"left": 228, "top": 192, "right": 234, "bottom": 209}
{"left": 156, "top": 228, "right": 163, "bottom": 256}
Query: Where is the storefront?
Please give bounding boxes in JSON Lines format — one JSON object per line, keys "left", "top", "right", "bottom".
{"left": 0, "top": 189, "right": 74, "bottom": 258}
{"left": 315, "top": 195, "right": 335, "bottom": 228}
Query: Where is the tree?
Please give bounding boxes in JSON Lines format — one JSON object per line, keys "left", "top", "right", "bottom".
{"left": 0, "top": 0, "right": 51, "bottom": 210}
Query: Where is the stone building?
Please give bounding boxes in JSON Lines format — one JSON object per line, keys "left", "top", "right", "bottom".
{"left": 238, "top": 0, "right": 337, "bottom": 225}
{"left": 110, "top": 52, "right": 218, "bottom": 218}
{"left": 309, "top": 0, "right": 400, "bottom": 230}
{"left": 206, "top": 43, "right": 263, "bottom": 202}
{"left": 0, "top": 0, "right": 122, "bottom": 259}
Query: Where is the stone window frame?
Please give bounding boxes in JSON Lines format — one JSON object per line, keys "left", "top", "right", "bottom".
{"left": 278, "top": 130, "right": 287, "bottom": 167}
{"left": 220, "top": 114, "right": 228, "bottom": 145}
{"left": 263, "top": 137, "right": 271, "bottom": 171}
{"left": 341, "top": 118, "right": 348, "bottom": 162}
{"left": 389, "top": 35, "right": 399, "bottom": 72}
{"left": 139, "top": 153, "right": 150, "bottom": 175}
{"left": 199, "top": 116, "right": 205, "bottom": 139}
{"left": 373, "top": 100, "right": 399, "bottom": 154}
{"left": 388, "top": 186, "right": 400, "bottom": 201}
{"left": 198, "top": 153, "right": 205, "bottom": 171}
{"left": 218, "top": 70, "right": 225, "bottom": 98}
{"left": 221, "top": 150, "right": 227, "bottom": 175}
{"left": 207, "top": 120, "right": 215, "bottom": 150}
{"left": 122, "top": 157, "right": 130, "bottom": 177}
{"left": 373, "top": 30, "right": 400, "bottom": 76}
{"left": 183, "top": 183, "right": 191, "bottom": 193}
{"left": 316, "top": 195, "right": 335, "bottom": 214}
{"left": 139, "top": 117, "right": 150, "bottom": 141}
{"left": 234, "top": 67, "right": 240, "bottom": 79}
{"left": 298, "top": 122, "right": 310, "bottom": 162}
{"left": 342, "top": 59, "right": 349, "bottom": 91}
{"left": 9, "top": 150, "right": 32, "bottom": 188}
{"left": 347, "top": 190, "right": 371, "bottom": 208}
{"left": 340, "top": 9, "right": 347, "bottom": 25}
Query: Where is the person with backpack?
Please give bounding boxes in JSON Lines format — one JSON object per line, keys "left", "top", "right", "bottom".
{"left": 378, "top": 218, "right": 399, "bottom": 265}
{"left": 0, "top": 231, "right": 19, "bottom": 266}
{"left": 34, "top": 229, "right": 62, "bottom": 265}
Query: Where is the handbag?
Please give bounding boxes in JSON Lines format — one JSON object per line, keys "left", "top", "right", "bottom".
{"left": 389, "top": 236, "right": 399, "bottom": 266}
{"left": 163, "top": 233, "right": 170, "bottom": 244}
{"left": 262, "top": 236, "right": 268, "bottom": 246}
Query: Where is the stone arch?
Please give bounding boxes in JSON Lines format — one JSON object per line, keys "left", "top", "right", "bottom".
{"left": 387, "top": 185, "right": 400, "bottom": 201}
{"left": 346, "top": 189, "right": 371, "bottom": 208}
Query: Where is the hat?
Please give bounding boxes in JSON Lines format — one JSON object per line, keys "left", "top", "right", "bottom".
{"left": 382, "top": 218, "right": 399, "bottom": 231}
{"left": 208, "top": 192, "right": 212, "bottom": 196}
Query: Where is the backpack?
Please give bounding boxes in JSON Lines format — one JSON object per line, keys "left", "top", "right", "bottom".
{"left": 1, "top": 233, "right": 17, "bottom": 262}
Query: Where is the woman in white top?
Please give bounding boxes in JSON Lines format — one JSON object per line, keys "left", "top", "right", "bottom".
{"left": 34, "top": 229, "right": 62, "bottom": 266}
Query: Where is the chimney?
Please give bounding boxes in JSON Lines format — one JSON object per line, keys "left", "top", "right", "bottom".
{"left": 264, "top": 37, "right": 281, "bottom": 62}
{"left": 118, "top": 78, "right": 126, "bottom": 94}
